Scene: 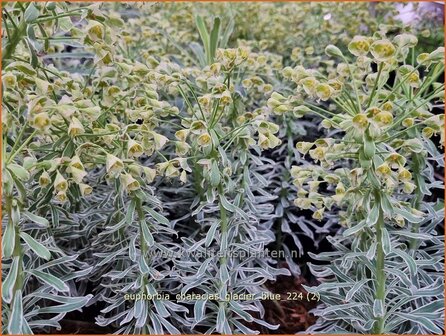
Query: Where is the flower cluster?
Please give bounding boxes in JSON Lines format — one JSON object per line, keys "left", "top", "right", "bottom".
{"left": 269, "top": 31, "right": 444, "bottom": 334}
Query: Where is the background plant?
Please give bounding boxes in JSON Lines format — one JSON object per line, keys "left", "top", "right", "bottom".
{"left": 2, "top": 1, "right": 444, "bottom": 335}
{"left": 269, "top": 33, "right": 444, "bottom": 333}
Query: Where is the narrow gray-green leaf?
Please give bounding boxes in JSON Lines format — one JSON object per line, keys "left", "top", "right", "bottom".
{"left": 2, "top": 256, "right": 20, "bottom": 303}
{"left": 195, "top": 16, "right": 210, "bottom": 64}
{"left": 205, "top": 220, "right": 219, "bottom": 247}
{"left": 24, "top": 3, "right": 40, "bottom": 23}
{"left": 36, "top": 294, "right": 92, "bottom": 314}
{"left": 8, "top": 290, "right": 24, "bottom": 334}
{"left": 146, "top": 207, "right": 170, "bottom": 226}
{"left": 194, "top": 298, "right": 207, "bottom": 323}
{"left": 373, "top": 299, "right": 385, "bottom": 318}
{"left": 345, "top": 279, "right": 371, "bottom": 302}
{"left": 20, "top": 232, "right": 51, "bottom": 260}
{"left": 395, "top": 312, "right": 442, "bottom": 334}
{"left": 22, "top": 211, "right": 49, "bottom": 227}
{"left": 29, "top": 270, "right": 69, "bottom": 292}
{"left": 366, "top": 242, "right": 377, "bottom": 260}
{"left": 158, "top": 314, "right": 180, "bottom": 334}
{"left": 343, "top": 219, "right": 367, "bottom": 236}
{"left": 366, "top": 203, "right": 379, "bottom": 226}
{"left": 141, "top": 220, "right": 155, "bottom": 247}
{"left": 380, "top": 194, "right": 393, "bottom": 215}
{"left": 393, "top": 249, "right": 417, "bottom": 277}
{"left": 7, "top": 163, "right": 30, "bottom": 181}
{"left": 219, "top": 194, "right": 235, "bottom": 212}
{"left": 210, "top": 160, "right": 221, "bottom": 187}
{"left": 153, "top": 299, "right": 170, "bottom": 318}
{"left": 125, "top": 199, "right": 136, "bottom": 225}
{"left": 216, "top": 303, "right": 227, "bottom": 333}
{"left": 381, "top": 227, "right": 391, "bottom": 255}
{"left": 394, "top": 207, "right": 424, "bottom": 224}
{"left": 2, "top": 222, "right": 15, "bottom": 258}
{"left": 209, "top": 17, "right": 221, "bottom": 63}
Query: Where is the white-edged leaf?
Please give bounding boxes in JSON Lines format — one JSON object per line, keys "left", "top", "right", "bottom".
{"left": 322, "top": 302, "right": 367, "bottom": 315}
{"left": 380, "top": 194, "right": 393, "bottom": 215}
{"left": 395, "top": 312, "right": 442, "bottom": 334}
{"left": 366, "top": 242, "right": 377, "bottom": 260}
{"left": 8, "top": 290, "right": 24, "bottom": 334}
{"left": 216, "top": 303, "right": 227, "bottom": 333}
{"left": 157, "top": 314, "right": 180, "bottom": 334}
{"left": 394, "top": 207, "right": 424, "bottom": 223}
{"left": 2, "top": 222, "right": 15, "bottom": 258}
{"left": 373, "top": 299, "right": 385, "bottom": 317}
{"left": 343, "top": 219, "right": 367, "bottom": 236}
{"left": 28, "top": 270, "right": 69, "bottom": 292}
{"left": 205, "top": 220, "right": 219, "bottom": 247}
{"left": 229, "top": 301, "right": 254, "bottom": 322}
{"left": 7, "top": 163, "right": 30, "bottom": 181}
{"left": 20, "top": 232, "right": 51, "bottom": 260}
{"left": 2, "top": 256, "right": 20, "bottom": 303}
{"left": 21, "top": 317, "right": 33, "bottom": 334}
{"left": 22, "top": 211, "right": 49, "bottom": 227}
{"left": 140, "top": 220, "right": 155, "bottom": 247}
{"left": 345, "top": 279, "right": 371, "bottom": 302}
{"left": 210, "top": 160, "right": 221, "bottom": 187}
{"left": 5, "top": 61, "right": 36, "bottom": 76}
{"left": 58, "top": 16, "right": 73, "bottom": 31}
{"left": 194, "top": 298, "right": 207, "bottom": 323}
{"left": 135, "top": 300, "right": 148, "bottom": 328}
{"left": 390, "top": 230, "right": 432, "bottom": 240}
{"left": 219, "top": 194, "right": 235, "bottom": 212}
{"left": 381, "top": 227, "right": 391, "bottom": 255}
{"left": 393, "top": 249, "right": 417, "bottom": 277}
{"left": 219, "top": 263, "right": 229, "bottom": 284}
{"left": 36, "top": 294, "right": 92, "bottom": 314}
{"left": 125, "top": 199, "right": 136, "bottom": 225}
{"left": 366, "top": 203, "right": 379, "bottom": 226}
{"left": 24, "top": 3, "right": 40, "bottom": 22}
{"left": 129, "top": 235, "right": 137, "bottom": 262}
{"left": 146, "top": 207, "right": 170, "bottom": 226}
{"left": 153, "top": 299, "right": 170, "bottom": 318}
{"left": 138, "top": 255, "right": 150, "bottom": 274}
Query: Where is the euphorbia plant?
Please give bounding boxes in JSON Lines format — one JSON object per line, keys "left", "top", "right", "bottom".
{"left": 2, "top": 2, "right": 444, "bottom": 335}
{"left": 269, "top": 33, "right": 444, "bottom": 334}
{"left": 1, "top": 2, "right": 113, "bottom": 333}
{"left": 160, "top": 46, "right": 290, "bottom": 333}
{"left": 2, "top": 2, "right": 183, "bottom": 333}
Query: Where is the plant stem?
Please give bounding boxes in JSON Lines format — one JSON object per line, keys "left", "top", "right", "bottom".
{"left": 6, "top": 196, "right": 24, "bottom": 313}
{"left": 367, "top": 63, "right": 383, "bottom": 108}
{"left": 342, "top": 55, "right": 362, "bottom": 113}
{"left": 409, "top": 152, "right": 423, "bottom": 250}
{"left": 217, "top": 183, "right": 232, "bottom": 333}
{"left": 135, "top": 196, "right": 149, "bottom": 334}
{"left": 373, "top": 191, "right": 386, "bottom": 335}
{"left": 3, "top": 18, "right": 27, "bottom": 63}
{"left": 218, "top": 184, "right": 228, "bottom": 263}
{"left": 7, "top": 130, "right": 37, "bottom": 165}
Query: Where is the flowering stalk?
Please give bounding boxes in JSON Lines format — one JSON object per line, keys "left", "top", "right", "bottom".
{"left": 270, "top": 33, "right": 444, "bottom": 334}
{"left": 373, "top": 191, "right": 386, "bottom": 334}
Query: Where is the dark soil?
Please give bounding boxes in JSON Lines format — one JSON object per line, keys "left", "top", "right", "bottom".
{"left": 264, "top": 267, "right": 318, "bottom": 333}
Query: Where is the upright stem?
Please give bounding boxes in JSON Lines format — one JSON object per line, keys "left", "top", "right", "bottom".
{"left": 3, "top": 18, "right": 27, "bottom": 63}
{"left": 409, "top": 152, "right": 423, "bottom": 251}
{"left": 374, "top": 191, "right": 386, "bottom": 334}
{"left": 6, "top": 196, "right": 24, "bottom": 310}
{"left": 217, "top": 182, "right": 231, "bottom": 333}
{"left": 135, "top": 196, "right": 149, "bottom": 334}
{"left": 217, "top": 183, "right": 228, "bottom": 268}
